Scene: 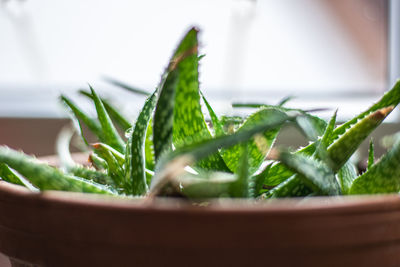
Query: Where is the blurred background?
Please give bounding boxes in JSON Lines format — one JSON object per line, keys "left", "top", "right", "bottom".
{"left": 0, "top": 0, "right": 397, "bottom": 156}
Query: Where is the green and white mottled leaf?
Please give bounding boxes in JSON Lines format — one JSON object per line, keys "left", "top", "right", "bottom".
{"left": 337, "top": 160, "right": 358, "bottom": 195}
{"left": 368, "top": 139, "right": 375, "bottom": 170}
{"left": 264, "top": 81, "right": 400, "bottom": 190}
{"left": 92, "top": 143, "right": 125, "bottom": 189}
{"left": 145, "top": 120, "right": 155, "bottom": 171}
{"left": 267, "top": 107, "right": 393, "bottom": 198}
{"left": 125, "top": 91, "right": 157, "bottom": 195}
{"left": 264, "top": 175, "right": 312, "bottom": 198}
{"left": 151, "top": 108, "right": 293, "bottom": 190}
{"left": 56, "top": 126, "right": 114, "bottom": 186}
{"left": 278, "top": 151, "right": 340, "bottom": 195}
{"left": 0, "top": 163, "right": 25, "bottom": 186}
{"left": 171, "top": 29, "right": 229, "bottom": 172}
{"left": 201, "top": 92, "right": 224, "bottom": 137}
{"left": 179, "top": 172, "right": 236, "bottom": 198}
{"left": 153, "top": 70, "right": 179, "bottom": 160}
{"left": 229, "top": 144, "right": 249, "bottom": 198}
{"left": 350, "top": 136, "right": 400, "bottom": 194}
{"left": 60, "top": 95, "right": 102, "bottom": 144}
{"left": 89, "top": 86, "right": 125, "bottom": 153}
{"left": 0, "top": 147, "right": 115, "bottom": 194}
{"left": 80, "top": 90, "right": 132, "bottom": 132}
{"left": 332, "top": 80, "right": 400, "bottom": 142}
{"left": 221, "top": 107, "right": 284, "bottom": 175}
{"left": 327, "top": 107, "right": 393, "bottom": 172}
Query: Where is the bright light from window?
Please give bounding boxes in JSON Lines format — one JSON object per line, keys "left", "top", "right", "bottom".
{"left": 0, "top": 0, "right": 388, "bottom": 118}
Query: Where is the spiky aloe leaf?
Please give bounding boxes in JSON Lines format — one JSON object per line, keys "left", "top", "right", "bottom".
{"left": 0, "top": 164, "right": 38, "bottom": 191}
{"left": 264, "top": 175, "right": 312, "bottom": 198}
{"left": 220, "top": 116, "right": 244, "bottom": 131}
{"left": 89, "top": 86, "right": 125, "bottom": 153}
{"left": 151, "top": 109, "right": 293, "bottom": 190}
{"left": 321, "top": 110, "right": 338, "bottom": 147}
{"left": 250, "top": 163, "right": 272, "bottom": 197}
{"left": 60, "top": 95, "right": 102, "bottom": 144}
{"left": 125, "top": 91, "right": 157, "bottom": 195}
{"left": 337, "top": 160, "right": 358, "bottom": 195}
{"left": 349, "top": 136, "right": 400, "bottom": 194}
{"left": 0, "top": 147, "right": 115, "bottom": 194}
{"left": 170, "top": 28, "right": 229, "bottom": 172}
{"left": 145, "top": 120, "right": 155, "bottom": 171}
{"left": 56, "top": 126, "right": 114, "bottom": 186}
{"left": 221, "top": 108, "right": 283, "bottom": 174}
{"left": 89, "top": 153, "right": 107, "bottom": 170}
{"left": 248, "top": 105, "right": 326, "bottom": 185}
{"left": 278, "top": 95, "right": 295, "bottom": 107}
{"left": 232, "top": 103, "right": 267, "bottom": 108}
{"left": 178, "top": 172, "right": 236, "bottom": 198}
{"left": 0, "top": 163, "right": 25, "bottom": 186}
{"left": 332, "top": 80, "right": 400, "bottom": 141}
{"left": 368, "top": 139, "right": 375, "bottom": 170}
{"left": 103, "top": 76, "right": 151, "bottom": 96}
{"left": 278, "top": 151, "right": 340, "bottom": 195}
{"left": 267, "top": 107, "right": 394, "bottom": 198}
{"left": 328, "top": 107, "right": 393, "bottom": 172}
{"left": 261, "top": 111, "right": 327, "bottom": 187}
{"left": 263, "top": 81, "right": 400, "bottom": 188}
{"left": 229, "top": 144, "right": 249, "bottom": 198}
{"left": 92, "top": 143, "right": 124, "bottom": 188}
{"left": 201, "top": 92, "right": 224, "bottom": 137}
{"left": 153, "top": 69, "right": 179, "bottom": 160}
{"left": 80, "top": 90, "right": 132, "bottom": 132}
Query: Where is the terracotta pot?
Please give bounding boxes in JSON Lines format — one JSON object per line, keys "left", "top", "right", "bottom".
{"left": 1, "top": 158, "right": 400, "bottom": 266}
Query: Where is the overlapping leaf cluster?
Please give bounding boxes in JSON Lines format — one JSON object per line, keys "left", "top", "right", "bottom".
{"left": 1, "top": 27, "right": 400, "bottom": 199}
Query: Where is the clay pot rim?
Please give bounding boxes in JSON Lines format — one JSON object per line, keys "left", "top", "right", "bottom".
{"left": 1, "top": 180, "right": 399, "bottom": 215}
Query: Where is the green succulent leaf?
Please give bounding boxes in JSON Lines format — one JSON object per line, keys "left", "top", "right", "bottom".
{"left": 0, "top": 147, "right": 115, "bottom": 194}
{"left": 277, "top": 95, "right": 295, "bottom": 107}
{"left": 145, "top": 120, "right": 155, "bottom": 172}
{"left": 171, "top": 29, "right": 229, "bottom": 172}
{"left": 151, "top": 108, "right": 293, "bottom": 191}
{"left": 92, "top": 143, "right": 125, "bottom": 189}
{"left": 89, "top": 86, "right": 125, "bottom": 153}
{"left": 266, "top": 107, "right": 393, "bottom": 198}
{"left": 259, "top": 110, "right": 326, "bottom": 187}
{"left": 153, "top": 69, "right": 179, "bottom": 160}
{"left": 368, "top": 139, "right": 375, "bottom": 170}
{"left": 250, "top": 163, "right": 272, "bottom": 197}
{"left": 80, "top": 90, "right": 132, "bottom": 132}
{"left": 56, "top": 126, "right": 114, "bottom": 186}
{"left": 263, "top": 81, "right": 400, "bottom": 190}
{"left": 221, "top": 107, "right": 284, "bottom": 175}
{"left": 350, "top": 136, "right": 400, "bottom": 194}
{"left": 332, "top": 80, "right": 400, "bottom": 141}
{"left": 229, "top": 144, "right": 249, "bottom": 198}
{"left": 337, "top": 160, "right": 358, "bottom": 195}
{"left": 60, "top": 95, "right": 102, "bottom": 144}
{"left": 201, "top": 92, "right": 224, "bottom": 137}
{"left": 0, "top": 163, "right": 25, "bottom": 186}
{"left": 103, "top": 76, "right": 151, "bottom": 96}
{"left": 263, "top": 175, "right": 313, "bottom": 198}
{"left": 125, "top": 91, "right": 157, "bottom": 195}
{"left": 278, "top": 151, "right": 341, "bottom": 196}
{"left": 178, "top": 172, "right": 236, "bottom": 199}
{"left": 327, "top": 107, "right": 393, "bottom": 172}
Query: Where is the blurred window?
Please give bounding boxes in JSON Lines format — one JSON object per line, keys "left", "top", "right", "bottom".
{"left": 0, "top": 0, "right": 390, "bottom": 118}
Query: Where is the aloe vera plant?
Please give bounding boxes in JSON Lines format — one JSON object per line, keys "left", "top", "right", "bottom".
{"left": 1, "top": 27, "right": 400, "bottom": 200}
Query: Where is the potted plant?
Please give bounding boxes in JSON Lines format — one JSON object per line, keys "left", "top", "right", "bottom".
{"left": 1, "top": 27, "right": 400, "bottom": 267}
